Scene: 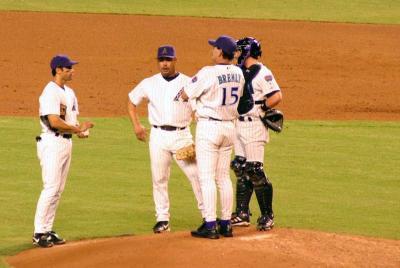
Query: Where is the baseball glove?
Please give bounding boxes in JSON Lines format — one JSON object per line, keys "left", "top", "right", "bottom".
{"left": 260, "top": 109, "right": 284, "bottom": 133}
{"left": 176, "top": 144, "right": 196, "bottom": 161}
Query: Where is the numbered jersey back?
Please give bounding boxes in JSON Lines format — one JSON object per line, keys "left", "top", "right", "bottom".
{"left": 186, "top": 65, "right": 245, "bottom": 121}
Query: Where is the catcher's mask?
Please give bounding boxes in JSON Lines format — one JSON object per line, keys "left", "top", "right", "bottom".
{"left": 236, "top": 37, "right": 262, "bottom": 67}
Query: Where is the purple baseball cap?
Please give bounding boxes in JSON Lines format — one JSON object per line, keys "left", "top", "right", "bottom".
{"left": 157, "top": 45, "right": 176, "bottom": 59}
{"left": 208, "top": 35, "right": 237, "bottom": 54}
{"left": 50, "top": 54, "right": 78, "bottom": 70}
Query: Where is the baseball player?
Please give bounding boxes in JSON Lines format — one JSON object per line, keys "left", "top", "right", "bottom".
{"left": 127, "top": 45, "right": 205, "bottom": 233}
{"left": 230, "top": 37, "right": 282, "bottom": 230}
{"left": 180, "top": 35, "right": 245, "bottom": 239}
{"left": 33, "top": 55, "right": 94, "bottom": 247}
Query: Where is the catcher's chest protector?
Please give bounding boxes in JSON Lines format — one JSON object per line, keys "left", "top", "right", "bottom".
{"left": 237, "top": 64, "right": 261, "bottom": 115}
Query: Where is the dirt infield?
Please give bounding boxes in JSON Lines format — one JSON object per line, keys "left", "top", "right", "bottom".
{"left": 7, "top": 228, "right": 400, "bottom": 268}
{"left": 1, "top": 11, "right": 400, "bottom": 120}
{"left": 2, "top": 11, "right": 400, "bottom": 267}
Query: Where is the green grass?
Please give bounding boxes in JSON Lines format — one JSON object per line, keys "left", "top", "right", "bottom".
{"left": 0, "top": 117, "right": 399, "bottom": 263}
{"left": 0, "top": 0, "right": 399, "bottom": 24}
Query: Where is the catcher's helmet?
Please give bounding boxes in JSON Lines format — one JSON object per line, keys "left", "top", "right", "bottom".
{"left": 236, "top": 37, "right": 262, "bottom": 67}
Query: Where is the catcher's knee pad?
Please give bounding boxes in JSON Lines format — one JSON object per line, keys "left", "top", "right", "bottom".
{"left": 245, "top": 161, "right": 271, "bottom": 188}
{"left": 230, "top": 156, "right": 247, "bottom": 177}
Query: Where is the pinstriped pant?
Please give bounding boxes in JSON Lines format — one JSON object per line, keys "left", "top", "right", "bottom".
{"left": 149, "top": 127, "right": 204, "bottom": 222}
{"left": 195, "top": 120, "right": 235, "bottom": 222}
{"left": 34, "top": 133, "right": 72, "bottom": 234}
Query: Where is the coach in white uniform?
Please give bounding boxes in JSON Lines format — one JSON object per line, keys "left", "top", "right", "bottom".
{"left": 127, "top": 45, "right": 205, "bottom": 233}
{"left": 230, "top": 37, "right": 283, "bottom": 231}
{"left": 33, "top": 55, "right": 94, "bottom": 247}
{"left": 181, "top": 35, "right": 245, "bottom": 239}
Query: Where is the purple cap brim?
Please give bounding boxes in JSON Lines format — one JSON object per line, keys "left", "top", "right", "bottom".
{"left": 208, "top": 40, "right": 217, "bottom": 46}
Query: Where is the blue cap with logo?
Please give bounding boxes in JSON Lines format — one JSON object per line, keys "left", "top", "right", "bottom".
{"left": 157, "top": 45, "right": 176, "bottom": 59}
{"left": 208, "top": 35, "right": 237, "bottom": 54}
{"left": 50, "top": 54, "right": 78, "bottom": 70}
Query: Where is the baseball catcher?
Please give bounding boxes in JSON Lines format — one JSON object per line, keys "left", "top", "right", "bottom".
{"left": 231, "top": 36, "right": 283, "bottom": 231}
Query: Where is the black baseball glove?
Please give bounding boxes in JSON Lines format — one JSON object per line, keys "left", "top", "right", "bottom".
{"left": 260, "top": 109, "right": 284, "bottom": 133}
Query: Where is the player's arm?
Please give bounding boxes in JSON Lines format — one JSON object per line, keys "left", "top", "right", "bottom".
{"left": 263, "top": 91, "right": 282, "bottom": 109}
{"left": 47, "top": 114, "right": 94, "bottom": 134}
{"left": 127, "top": 100, "right": 147, "bottom": 142}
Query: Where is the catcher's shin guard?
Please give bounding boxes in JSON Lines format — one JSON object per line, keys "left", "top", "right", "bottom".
{"left": 246, "top": 161, "right": 273, "bottom": 216}
{"left": 231, "top": 156, "right": 253, "bottom": 215}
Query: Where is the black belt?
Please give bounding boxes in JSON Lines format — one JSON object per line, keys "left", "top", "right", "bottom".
{"left": 207, "top": 117, "right": 222, "bottom": 121}
{"left": 35, "top": 133, "right": 72, "bottom": 141}
{"left": 153, "top": 125, "right": 186, "bottom": 131}
{"left": 238, "top": 116, "right": 253, "bottom": 122}
{"left": 56, "top": 133, "right": 72, "bottom": 139}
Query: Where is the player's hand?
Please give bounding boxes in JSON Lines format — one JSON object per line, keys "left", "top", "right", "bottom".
{"left": 134, "top": 124, "right": 147, "bottom": 142}
{"left": 76, "top": 132, "right": 89, "bottom": 139}
{"left": 79, "top": 121, "right": 94, "bottom": 132}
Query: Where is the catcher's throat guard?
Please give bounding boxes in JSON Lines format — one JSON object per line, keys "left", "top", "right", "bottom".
{"left": 260, "top": 109, "right": 284, "bottom": 133}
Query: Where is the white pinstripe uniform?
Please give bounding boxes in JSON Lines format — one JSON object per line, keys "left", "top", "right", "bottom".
{"left": 184, "top": 65, "right": 244, "bottom": 222}
{"left": 128, "top": 73, "right": 205, "bottom": 222}
{"left": 34, "top": 81, "right": 79, "bottom": 234}
{"left": 234, "top": 64, "right": 281, "bottom": 162}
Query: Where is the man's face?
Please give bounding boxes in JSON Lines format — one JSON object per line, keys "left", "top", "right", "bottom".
{"left": 211, "top": 46, "right": 222, "bottom": 63}
{"left": 158, "top": 57, "right": 176, "bottom": 77}
{"left": 57, "top": 66, "right": 74, "bottom": 81}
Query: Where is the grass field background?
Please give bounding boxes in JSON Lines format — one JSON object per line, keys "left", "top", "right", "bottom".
{"left": 0, "top": 0, "right": 399, "bottom": 24}
{"left": 1, "top": 117, "right": 399, "bottom": 259}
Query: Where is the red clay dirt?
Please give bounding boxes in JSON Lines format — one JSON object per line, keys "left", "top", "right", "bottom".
{"left": 2, "top": 11, "right": 400, "bottom": 267}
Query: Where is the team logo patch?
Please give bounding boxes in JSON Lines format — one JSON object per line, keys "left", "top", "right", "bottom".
{"left": 162, "top": 47, "right": 168, "bottom": 55}
{"left": 191, "top": 76, "right": 198, "bottom": 83}
{"left": 265, "top": 75, "right": 273, "bottom": 81}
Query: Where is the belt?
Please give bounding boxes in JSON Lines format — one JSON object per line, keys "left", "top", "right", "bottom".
{"left": 55, "top": 133, "right": 72, "bottom": 139}
{"left": 238, "top": 116, "right": 253, "bottom": 122}
{"left": 35, "top": 133, "right": 72, "bottom": 142}
{"left": 153, "top": 125, "right": 186, "bottom": 131}
{"left": 207, "top": 117, "right": 222, "bottom": 121}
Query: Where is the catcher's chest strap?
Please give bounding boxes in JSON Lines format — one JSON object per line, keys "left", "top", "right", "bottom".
{"left": 153, "top": 125, "right": 186, "bottom": 131}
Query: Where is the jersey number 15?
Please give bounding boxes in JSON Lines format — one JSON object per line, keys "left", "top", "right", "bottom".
{"left": 222, "top": 87, "right": 239, "bottom": 106}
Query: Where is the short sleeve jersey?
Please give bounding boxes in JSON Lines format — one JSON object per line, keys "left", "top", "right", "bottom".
{"left": 128, "top": 73, "right": 192, "bottom": 127}
{"left": 245, "top": 63, "right": 281, "bottom": 117}
{"left": 39, "top": 81, "right": 79, "bottom": 133}
{"left": 184, "top": 64, "right": 245, "bottom": 121}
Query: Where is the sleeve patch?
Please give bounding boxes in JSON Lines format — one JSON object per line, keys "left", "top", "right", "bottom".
{"left": 264, "top": 75, "right": 273, "bottom": 81}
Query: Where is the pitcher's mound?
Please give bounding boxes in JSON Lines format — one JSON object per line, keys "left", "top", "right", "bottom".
{"left": 7, "top": 228, "right": 400, "bottom": 267}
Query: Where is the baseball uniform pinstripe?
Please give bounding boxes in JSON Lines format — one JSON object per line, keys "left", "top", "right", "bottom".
{"left": 34, "top": 82, "right": 79, "bottom": 234}
{"left": 184, "top": 64, "right": 245, "bottom": 222}
{"left": 128, "top": 73, "right": 205, "bottom": 222}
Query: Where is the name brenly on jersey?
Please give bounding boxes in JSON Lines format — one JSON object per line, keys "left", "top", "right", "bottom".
{"left": 217, "top": 73, "right": 241, "bottom": 85}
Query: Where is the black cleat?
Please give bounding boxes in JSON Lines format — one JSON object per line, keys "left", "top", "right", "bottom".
{"left": 191, "top": 222, "right": 219, "bottom": 239}
{"left": 32, "top": 233, "right": 54, "bottom": 248}
{"left": 153, "top": 221, "right": 170, "bottom": 233}
{"left": 256, "top": 214, "right": 274, "bottom": 231}
{"left": 47, "top": 231, "right": 66, "bottom": 245}
{"left": 218, "top": 223, "right": 233, "bottom": 237}
{"left": 231, "top": 211, "right": 250, "bottom": 227}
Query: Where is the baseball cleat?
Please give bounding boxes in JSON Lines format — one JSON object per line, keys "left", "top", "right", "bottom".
{"left": 256, "top": 214, "right": 274, "bottom": 231}
{"left": 32, "top": 233, "right": 54, "bottom": 248}
{"left": 47, "top": 231, "right": 66, "bottom": 245}
{"left": 231, "top": 211, "right": 250, "bottom": 227}
{"left": 218, "top": 223, "right": 233, "bottom": 237}
{"left": 191, "top": 222, "right": 219, "bottom": 239}
{"left": 153, "top": 221, "right": 170, "bottom": 233}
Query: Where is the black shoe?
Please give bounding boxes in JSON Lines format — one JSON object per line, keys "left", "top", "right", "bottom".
{"left": 32, "top": 233, "right": 54, "bottom": 248}
{"left": 218, "top": 223, "right": 233, "bottom": 237}
{"left": 47, "top": 231, "right": 66, "bottom": 245}
{"left": 231, "top": 211, "right": 250, "bottom": 227}
{"left": 191, "top": 222, "right": 219, "bottom": 239}
{"left": 153, "top": 221, "right": 170, "bottom": 233}
{"left": 256, "top": 214, "right": 274, "bottom": 231}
